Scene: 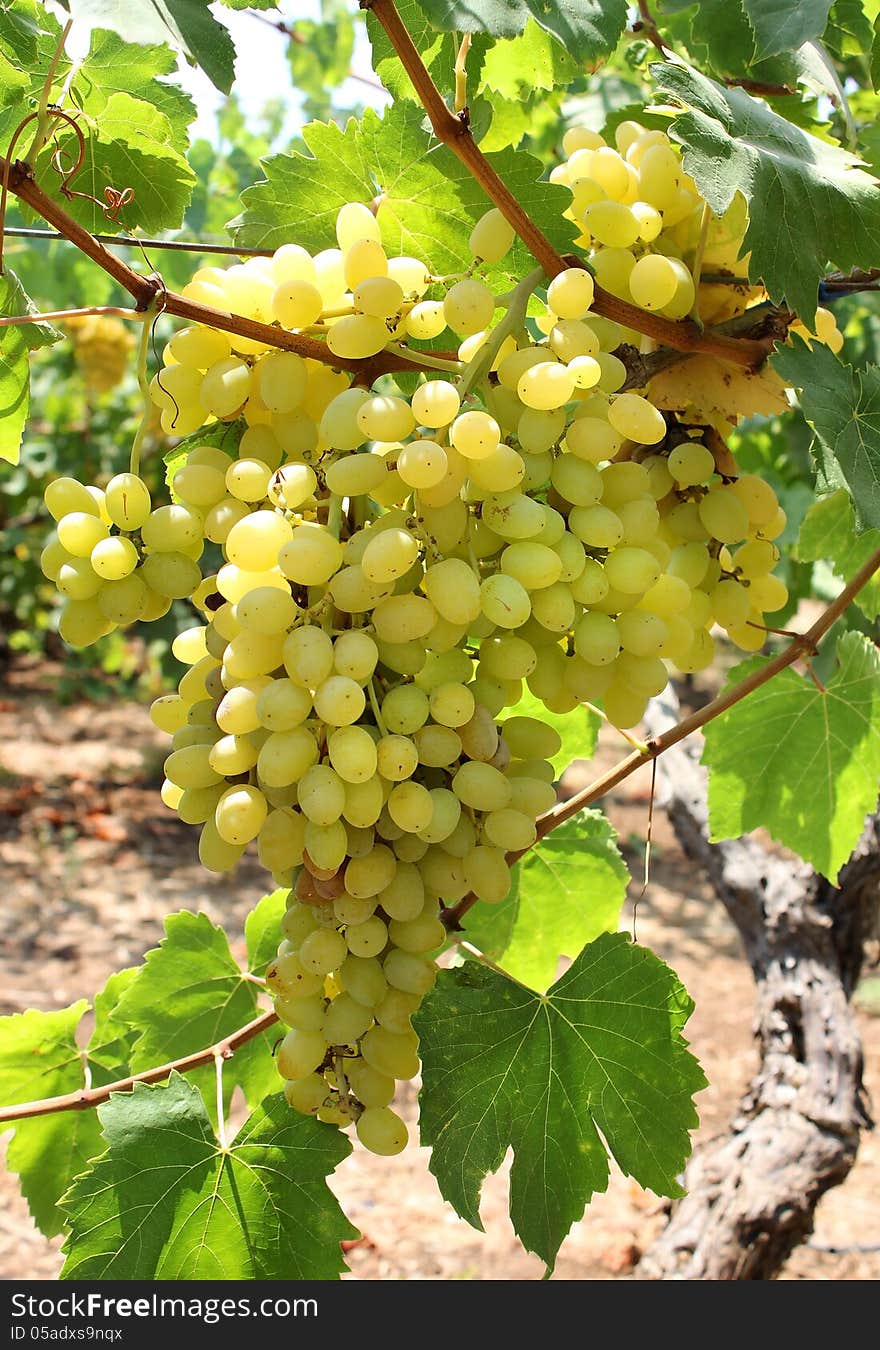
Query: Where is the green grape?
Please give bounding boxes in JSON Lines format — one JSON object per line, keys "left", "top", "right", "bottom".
{"left": 104, "top": 473, "right": 152, "bottom": 530}
{"left": 387, "top": 780, "right": 433, "bottom": 833}
{"left": 58, "top": 597, "right": 113, "bottom": 647}
{"left": 327, "top": 725, "right": 379, "bottom": 783}
{"left": 374, "top": 986, "right": 421, "bottom": 1034}
{"left": 734, "top": 539, "right": 779, "bottom": 580}
{"left": 357, "top": 395, "right": 416, "bottom": 442}
{"left": 277, "top": 1028, "right": 329, "bottom": 1080}
{"left": 198, "top": 818, "right": 245, "bottom": 873}
{"left": 547, "top": 267, "right": 595, "bottom": 319}
{"left": 56, "top": 558, "right": 101, "bottom": 600}
{"left": 283, "top": 626, "right": 334, "bottom": 689}
{"left": 568, "top": 504, "right": 623, "bottom": 549}
{"left": 405, "top": 301, "right": 447, "bottom": 340}
{"left": 208, "top": 734, "right": 259, "bottom": 777}
{"left": 463, "top": 844, "right": 512, "bottom": 902}
{"left": 517, "top": 361, "right": 576, "bottom": 411}
{"left": 57, "top": 512, "right": 109, "bottom": 558}
{"left": 321, "top": 994, "right": 373, "bottom": 1048}
{"left": 256, "top": 679, "right": 312, "bottom": 731}
{"left": 608, "top": 392, "right": 666, "bottom": 444}
{"left": 361, "top": 1025, "right": 420, "bottom": 1079}
{"left": 574, "top": 611, "right": 620, "bottom": 665}
{"left": 479, "top": 574, "right": 531, "bottom": 629}
{"left": 361, "top": 527, "right": 420, "bottom": 583}
{"left": 617, "top": 608, "right": 668, "bottom": 656}
{"left": 731, "top": 473, "right": 779, "bottom": 526}
{"left": 452, "top": 760, "right": 511, "bottom": 811}
{"left": 215, "top": 784, "right": 268, "bottom": 844}
{"left": 698, "top": 486, "right": 750, "bottom": 544}
{"left": 387, "top": 910, "right": 445, "bottom": 954}
{"left": 225, "top": 510, "right": 293, "bottom": 570}
{"left": 297, "top": 764, "right": 346, "bottom": 826}
{"left": 340, "top": 954, "right": 388, "bottom": 1007}
{"left": 484, "top": 807, "right": 538, "bottom": 851}
{"left": 346, "top": 844, "right": 397, "bottom": 897}
{"left": 397, "top": 439, "right": 448, "bottom": 490}
{"left": 565, "top": 415, "right": 622, "bottom": 463}
{"left": 628, "top": 253, "right": 679, "bottom": 310}
{"left": 354, "top": 275, "right": 405, "bottom": 319}
{"left": 345, "top": 914, "right": 389, "bottom": 958}
{"left": 356, "top": 1105, "right": 408, "bottom": 1155}
{"left": 450, "top": 410, "right": 501, "bottom": 460}
{"left": 313, "top": 675, "right": 366, "bottom": 727}
{"left": 668, "top": 441, "right": 714, "bottom": 487}
{"left": 377, "top": 861, "right": 426, "bottom": 921}
{"left": 257, "top": 726, "right": 320, "bottom": 788}
{"left": 381, "top": 685, "right": 429, "bottom": 735}
{"left": 283, "top": 1073, "right": 329, "bottom": 1115}
{"left": 583, "top": 199, "right": 640, "bottom": 248}
{"left": 604, "top": 546, "right": 662, "bottom": 594}
{"left": 235, "top": 586, "right": 299, "bottom": 635}
{"left": 45, "top": 476, "right": 102, "bottom": 521}
{"left": 345, "top": 1060, "right": 395, "bottom": 1108}
{"left": 298, "top": 928, "right": 349, "bottom": 977}
{"left": 469, "top": 207, "right": 516, "bottom": 262}
{"left": 372, "top": 594, "right": 436, "bottom": 644}
{"left": 711, "top": 578, "right": 751, "bottom": 628}
{"left": 259, "top": 808, "right": 306, "bottom": 871}
{"left": 443, "top": 279, "right": 495, "bottom": 335}
{"left": 327, "top": 314, "right": 388, "bottom": 359}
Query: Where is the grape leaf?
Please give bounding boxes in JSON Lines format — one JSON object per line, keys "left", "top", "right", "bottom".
{"left": 502, "top": 689, "right": 599, "bottom": 776}
{"left": 658, "top": 0, "right": 800, "bottom": 86}
{"left": 366, "top": 0, "right": 489, "bottom": 103}
{"left": 67, "top": 0, "right": 236, "bottom": 94}
{"left": 245, "top": 888, "right": 289, "bottom": 978}
{"left": 60, "top": 1077, "right": 357, "bottom": 1280}
{"left": 773, "top": 342, "right": 880, "bottom": 531}
{"left": 115, "top": 911, "right": 258, "bottom": 1072}
{"left": 463, "top": 811, "right": 630, "bottom": 991}
{"left": 416, "top": 932, "right": 705, "bottom": 1270}
{"left": 412, "top": 0, "right": 629, "bottom": 66}
{"left": 71, "top": 28, "right": 196, "bottom": 153}
{"left": 43, "top": 92, "right": 196, "bottom": 235}
{"left": 742, "top": 0, "right": 834, "bottom": 59}
{"left": 87, "top": 967, "right": 140, "bottom": 1084}
{"left": 0, "top": 1002, "right": 107, "bottom": 1238}
{"left": 479, "top": 19, "right": 580, "bottom": 97}
{"left": 797, "top": 489, "right": 880, "bottom": 620}
{"left": 652, "top": 61, "right": 880, "bottom": 322}
{"left": 0, "top": 271, "right": 59, "bottom": 467}
{"left": 230, "top": 102, "right": 577, "bottom": 273}
{"left": 823, "top": 0, "right": 874, "bottom": 59}
{"left": 702, "top": 632, "right": 880, "bottom": 880}
{"left": 0, "top": 1, "right": 69, "bottom": 149}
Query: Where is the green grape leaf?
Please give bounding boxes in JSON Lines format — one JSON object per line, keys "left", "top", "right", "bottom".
{"left": 659, "top": 0, "right": 799, "bottom": 86}
{"left": 463, "top": 811, "right": 629, "bottom": 991}
{"left": 0, "top": 2, "right": 69, "bottom": 149}
{"left": 874, "top": 14, "right": 880, "bottom": 91}
{"left": 416, "top": 932, "right": 705, "bottom": 1271}
{"left": 71, "top": 28, "right": 196, "bottom": 153}
{"left": 366, "top": 0, "right": 489, "bottom": 103}
{"left": 86, "top": 967, "right": 140, "bottom": 1085}
{"left": 797, "top": 489, "right": 880, "bottom": 620}
{"left": 42, "top": 92, "right": 196, "bottom": 234}
{"left": 67, "top": 0, "right": 236, "bottom": 94}
{"left": 479, "top": 18, "right": 580, "bottom": 97}
{"left": 773, "top": 342, "right": 880, "bottom": 530}
{"left": 0, "top": 270, "right": 59, "bottom": 467}
{"left": 703, "top": 632, "right": 880, "bottom": 881}
{"left": 653, "top": 61, "right": 880, "bottom": 322}
{"left": 115, "top": 911, "right": 258, "bottom": 1071}
{"left": 412, "top": 0, "right": 629, "bottom": 66}
{"left": 742, "top": 0, "right": 834, "bottom": 59}
{"left": 502, "top": 689, "right": 599, "bottom": 775}
{"left": 230, "top": 99, "right": 577, "bottom": 272}
{"left": 60, "top": 1077, "right": 357, "bottom": 1279}
{"left": 824, "top": 0, "right": 874, "bottom": 60}
{"left": 0, "top": 1002, "right": 107, "bottom": 1237}
{"left": 245, "top": 888, "right": 289, "bottom": 978}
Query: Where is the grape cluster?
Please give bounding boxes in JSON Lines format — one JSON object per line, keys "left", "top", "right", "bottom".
{"left": 66, "top": 314, "right": 136, "bottom": 393}
{"left": 42, "top": 133, "right": 803, "bottom": 1152}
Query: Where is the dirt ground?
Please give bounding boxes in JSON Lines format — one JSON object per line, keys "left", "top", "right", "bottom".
{"left": 0, "top": 656, "right": 878, "bottom": 1282}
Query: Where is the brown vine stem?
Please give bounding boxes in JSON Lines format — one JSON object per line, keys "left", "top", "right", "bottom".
{"left": 364, "top": 0, "right": 771, "bottom": 369}
{"left": 441, "top": 542, "right": 880, "bottom": 931}
{"left": 0, "top": 1009, "right": 279, "bottom": 1125}
{"left": 0, "top": 156, "right": 435, "bottom": 380}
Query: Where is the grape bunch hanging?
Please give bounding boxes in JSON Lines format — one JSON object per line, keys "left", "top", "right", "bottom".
{"left": 40, "top": 124, "right": 840, "bottom": 1157}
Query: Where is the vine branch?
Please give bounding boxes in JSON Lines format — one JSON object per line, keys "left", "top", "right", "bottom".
{"left": 0, "top": 1009, "right": 279, "bottom": 1125}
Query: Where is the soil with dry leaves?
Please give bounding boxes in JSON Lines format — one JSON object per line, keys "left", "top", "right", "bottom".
{"left": 1, "top": 656, "right": 878, "bottom": 1282}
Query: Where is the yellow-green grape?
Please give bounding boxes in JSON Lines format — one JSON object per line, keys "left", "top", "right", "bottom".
{"left": 298, "top": 927, "right": 348, "bottom": 977}
{"left": 323, "top": 994, "right": 374, "bottom": 1045}
{"left": 356, "top": 1105, "right": 409, "bottom": 1156}
{"left": 357, "top": 395, "right": 416, "bottom": 442}
{"left": 57, "top": 512, "right": 108, "bottom": 558}
{"left": 313, "top": 675, "right": 366, "bottom": 727}
{"left": 443, "top": 279, "right": 495, "bottom": 335}
{"left": 104, "top": 473, "right": 152, "bottom": 530}
{"left": 412, "top": 379, "right": 461, "bottom": 428}
{"left": 583, "top": 200, "right": 640, "bottom": 248}
{"left": 463, "top": 844, "right": 512, "bottom": 902}
{"left": 277, "top": 1028, "right": 329, "bottom": 1080}
{"left": 97, "top": 574, "right": 149, "bottom": 624}
{"left": 628, "top": 253, "right": 679, "bottom": 310}
{"left": 517, "top": 361, "right": 576, "bottom": 411}
{"left": 344, "top": 237, "right": 388, "bottom": 289}
{"left": 327, "top": 314, "right": 388, "bottom": 360}
{"left": 361, "top": 527, "right": 420, "bottom": 584}
{"left": 668, "top": 440, "right": 715, "bottom": 486}
{"left": 333, "top": 630, "right": 379, "bottom": 682}
{"left": 574, "top": 611, "right": 620, "bottom": 665}
{"left": 608, "top": 392, "right": 666, "bottom": 444}
{"left": 396, "top": 439, "right": 448, "bottom": 490}
{"left": 284, "top": 1074, "right": 330, "bottom": 1115}
{"left": 215, "top": 784, "right": 268, "bottom": 844}
{"left": 44, "top": 477, "right": 101, "bottom": 521}
{"left": 361, "top": 1025, "right": 420, "bottom": 1079}
{"left": 469, "top": 207, "right": 516, "bottom": 262}
{"left": 547, "top": 267, "right": 595, "bottom": 319}
{"left": 58, "top": 597, "right": 113, "bottom": 647}
{"left": 56, "top": 558, "right": 101, "bottom": 599}
{"left": 698, "top": 486, "right": 750, "bottom": 544}
{"left": 354, "top": 275, "right": 405, "bottom": 319}
{"left": 405, "top": 301, "right": 446, "bottom": 340}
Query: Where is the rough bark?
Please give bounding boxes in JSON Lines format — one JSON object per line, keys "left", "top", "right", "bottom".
{"left": 635, "top": 689, "right": 880, "bottom": 1281}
